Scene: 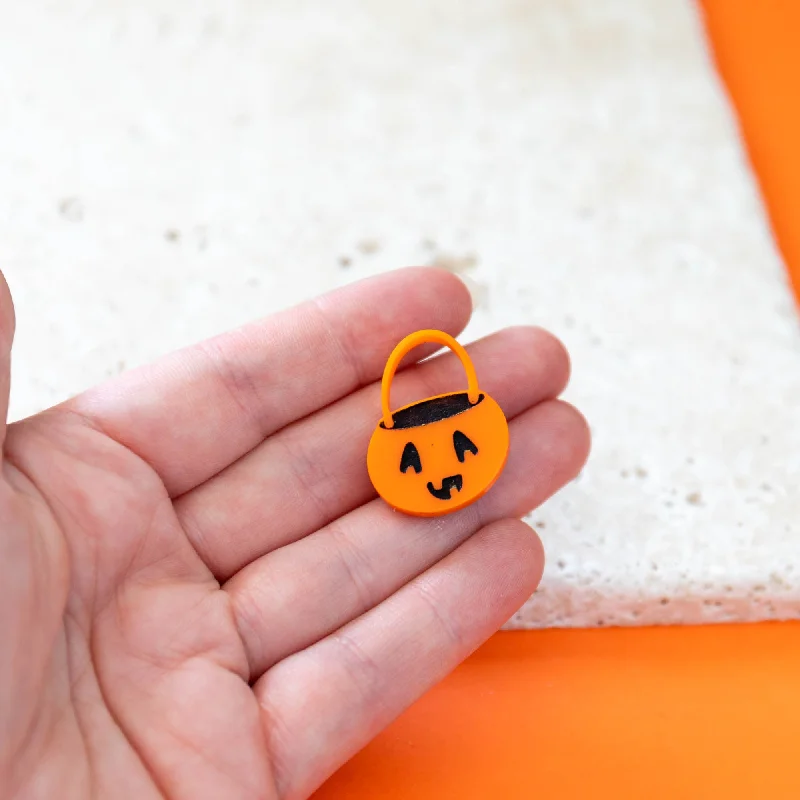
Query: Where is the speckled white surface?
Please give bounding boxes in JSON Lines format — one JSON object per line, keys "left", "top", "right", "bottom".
{"left": 2, "top": 0, "right": 799, "bottom": 627}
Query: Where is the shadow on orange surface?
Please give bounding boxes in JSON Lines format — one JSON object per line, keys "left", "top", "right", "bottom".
{"left": 316, "top": 1, "right": 800, "bottom": 797}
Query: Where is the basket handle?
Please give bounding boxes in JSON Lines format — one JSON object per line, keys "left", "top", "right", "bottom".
{"left": 380, "top": 329, "right": 480, "bottom": 429}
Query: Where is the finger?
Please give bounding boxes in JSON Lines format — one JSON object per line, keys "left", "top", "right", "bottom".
{"left": 0, "top": 270, "right": 16, "bottom": 446}
{"left": 227, "top": 400, "right": 588, "bottom": 677}
{"left": 178, "top": 326, "right": 571, "bottom": 579}
{"left": 66, "top": 268, "right": 472, "bottom": 496}
{"left": 255, "top": 518, "right": 544, "bottom": 800}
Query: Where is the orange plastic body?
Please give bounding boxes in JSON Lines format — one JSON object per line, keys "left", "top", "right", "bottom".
{"left": 367, "top": 330, "right": 509, "bottom": 517}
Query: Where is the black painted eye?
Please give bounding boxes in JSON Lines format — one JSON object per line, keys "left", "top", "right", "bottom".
{"left": 453, "top": 430, "right": 478, "bottom": 463}
{"left": 400, "top": 442, "right": 422, "bottom": 474}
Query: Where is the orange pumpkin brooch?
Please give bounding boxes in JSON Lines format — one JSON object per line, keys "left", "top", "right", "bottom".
{"left": 367, "top": 330, "right": 509, "bottom": 516}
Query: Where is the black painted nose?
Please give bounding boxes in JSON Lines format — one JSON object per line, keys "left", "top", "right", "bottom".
{"left": 426, "top": 474, "right": 463, "bottom": 500}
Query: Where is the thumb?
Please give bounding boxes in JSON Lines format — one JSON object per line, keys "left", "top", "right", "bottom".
{"left": 0, "top": 270, "right": 14, "bottom": 448}
{"left": 0, "top": 274, "right": 68, "bottom": 791}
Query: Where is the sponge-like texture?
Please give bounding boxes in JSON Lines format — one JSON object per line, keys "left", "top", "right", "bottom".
{"left": 2, "top": 0, "right": 797, "bottom": 626}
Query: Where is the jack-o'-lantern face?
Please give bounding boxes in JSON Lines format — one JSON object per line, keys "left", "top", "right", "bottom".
{"left": 367, "top": 390, "right": 509, "bottom": 517}
{"left": 368, "top": 329, "right": 510, "bottom": 517}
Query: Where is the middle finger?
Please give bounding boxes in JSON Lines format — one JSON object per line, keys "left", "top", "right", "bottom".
{"left": 176, "top": 326, "right": 570, "bottom": 580}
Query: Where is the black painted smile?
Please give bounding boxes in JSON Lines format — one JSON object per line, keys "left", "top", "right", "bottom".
{"left": 426, "top": 474, "right": 463, "bottom": 501}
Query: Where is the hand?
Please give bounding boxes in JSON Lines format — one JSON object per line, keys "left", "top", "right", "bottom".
{"left": 0, "top": 268, "right": 589, "bottom": 799}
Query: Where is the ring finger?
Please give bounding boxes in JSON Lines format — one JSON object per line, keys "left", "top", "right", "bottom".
{"left": 226, "top": 399, "right": 589, "bottom": 679}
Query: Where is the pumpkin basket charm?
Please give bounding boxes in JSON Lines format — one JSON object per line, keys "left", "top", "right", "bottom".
{"left": 367, "top": 330, "right": 509, "bottom": 517}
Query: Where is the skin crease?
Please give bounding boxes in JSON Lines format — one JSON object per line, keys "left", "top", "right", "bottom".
{"left": 0, "top": 267, "right": 590, "bottom": 800}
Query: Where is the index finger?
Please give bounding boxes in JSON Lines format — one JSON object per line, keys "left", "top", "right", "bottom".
{"left": 65, "top": 268, "right": 472, "bottom": 496}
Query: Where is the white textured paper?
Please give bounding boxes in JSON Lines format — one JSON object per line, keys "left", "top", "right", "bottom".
{"left": 2, "top": 0, "right": 798, "bottom": 626}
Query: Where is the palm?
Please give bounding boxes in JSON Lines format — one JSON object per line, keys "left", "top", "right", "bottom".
{"left": 0, "top": 268, "right": 588, "bottom": 800}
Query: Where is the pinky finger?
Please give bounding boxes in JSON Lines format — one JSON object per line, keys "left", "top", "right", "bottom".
{"left": 255, "top": 518, "right": 544, "bottom": 800}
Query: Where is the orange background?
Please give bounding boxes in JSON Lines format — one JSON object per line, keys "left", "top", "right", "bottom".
{"left": 702, "top": 0, "right": 800, "bottom": 299}
{"left": 315, "top": 2, "right": 800, "bottom": 797}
